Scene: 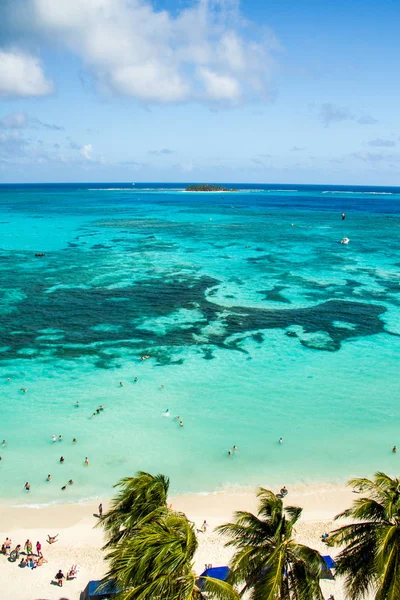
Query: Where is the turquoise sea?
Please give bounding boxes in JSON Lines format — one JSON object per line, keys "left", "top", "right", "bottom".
{"left": 1, "top": 183, "right": 400, "bottom": 505}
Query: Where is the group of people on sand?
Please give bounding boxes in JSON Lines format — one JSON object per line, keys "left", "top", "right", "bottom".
{"left": 1, "top": 537, "right": 48, "bottom": 569}
{"left": 53, "top": 564, "right": 80, "bottom": 587}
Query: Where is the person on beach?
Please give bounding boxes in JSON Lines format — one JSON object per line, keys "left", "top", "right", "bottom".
{"left": 201, "top": 520, "right": 209, "bottom": 533}
{"left": 98, "top": 503, "right": 103, "bottom": 517}
{"left": 85, "top": 456, "right": 89, "bottom": 466}
{"left": 19, "top": 557, "right": 28, "bottom": 568}
{"left": 55, "top": 569, "right": 65, "bottom": 587}
{"left": 392, "top": 446, "right": 397, "bottom": 453}
{"left": 29, "top": 556, "right": 37, "bottom": 569}
{"left": 25, "top": 539, "right": 33, "bottom": 555}
{"left": 36, "top": 541, "right": 42, "bottom": 557}
{"left": 280, "top": 486, "right": 288, "bottom": 496}
{"left": 46, "top": 474, "right": 51, "bottom": 481}
{"left": 60, "top": 456, "right": 65, "bottom": 463}
{"left": 2, "top": 538, "right": 11, "bottom": 554}
{"left": 47, "top": 534, "right": 59, "bottom": 544}
{"left": 24, "top": 482, "right": 30, "bottom": 491}
{"left": 37, "top": 555, "right": 47, "bottom": 566}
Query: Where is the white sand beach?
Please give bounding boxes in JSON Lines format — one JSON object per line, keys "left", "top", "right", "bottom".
{"left": 0, "top": 483, "right": 362, "bottom": 600}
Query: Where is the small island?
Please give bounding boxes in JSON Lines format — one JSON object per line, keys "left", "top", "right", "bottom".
{"left": 185, "top": 184, "right": 237, "bottom": 192}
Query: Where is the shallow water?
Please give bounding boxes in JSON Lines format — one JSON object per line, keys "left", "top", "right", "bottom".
{"left": 1, "top": 183, "right": 400, "bottom": 504}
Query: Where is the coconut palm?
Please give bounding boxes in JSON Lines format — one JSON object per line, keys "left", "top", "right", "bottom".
{"left": 328, "top": 471, "right": 400, "bottom": 599}
{"left": 103, "top": 510, "right": 239, "bottom": 600}
{"left": 217, "top": 488, "right": 324, "bottom": 599}
{"left": 100, "top": 471, "right": 170, "bottom": 548}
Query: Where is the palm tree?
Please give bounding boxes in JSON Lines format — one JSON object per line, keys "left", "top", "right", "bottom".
{"left": 328, "top": 471, "right": 400, "bottom": 599}
{"left": 103, "top": 509, "right": 238, "bottom": 600}
{"left": 216, "top": 488, "right": 324, "bottom": 599}
{"left": 99, "top": 471, "right": 170, "bottom": 548}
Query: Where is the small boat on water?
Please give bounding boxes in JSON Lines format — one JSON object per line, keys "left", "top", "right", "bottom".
{"left": 340, "top": 237, "right": 350, "bottom": 245}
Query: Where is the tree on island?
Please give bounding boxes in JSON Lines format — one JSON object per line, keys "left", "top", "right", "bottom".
{"left": 185, "top": 184, "right": 237, "bottom": 192}
{"left": 99, "top": 471, "right": 239, "bottom": 600}
{"left": 328, "top": 472, "right": 400, "bottom": 600}
{"left": 217, "top": 488, "right": 324, "bottom": 599}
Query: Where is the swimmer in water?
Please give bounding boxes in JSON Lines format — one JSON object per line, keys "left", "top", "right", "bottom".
{"left": 21, "top": 388, "right": 27, "bottom": 393}
{"left": 85, "top": 457, "right": 89, "bottom": 466}
{"left": 175, "top": 415, "right": 181, "bottom": 420}
{"left": 75, "top": 401, "right": 79, "bottom": 407}
{"left": 91, "top": 413, "right": 96, "bottom": 418}
{"left": 46, "top": 474, "right": 51, "bottom": 481}
{"left": 179, "top": 421, "right": 184, "bottom": 427}
{"left": 1, "top": 440, "right": 6, "bottom": 447}
{"left": 279, "top": 438, "right": 283, "bottom": 444}
{"left": 119, "top": 381, "right": 123, "bottom": 387}
{"left": 160, "top": 384, "right": 164, "bottom": 389}
{"left": 58, "top": 435, "right": 63, "bottom": 442}
{"left": 96, "top": 408, "right": 100, "bottom": 414}
{"left": 393, "top": 446, "right": 397, "bottom": 453}
{"left": 60, "top": 456, "right": 64, "bottom": 463}
{"left": 99, "top": 405, "right": 104, "bottom": 411}
{"left": 341, "top": 212, "right": 346, "bottom": 220}
{"left": 73, "top": 438, "right": 77, "bottom": 444}
{"left": 228, "top": 450, "right": 232, "bottom": 456}
{"left": 68, "top": 479, "right": 74, "bottom": 485}
{"left": 52, "top": 435, "right": 57, "bottom": 442}
{"left": 61, "top": 485, "right": 66, "bottom": 491}
{"left": 25, "top": 482, "right": 30, "bottom": 491}
{"left": 164, "top": 409, "right": 170, "bottom": 416}
{"left": 233, "top": 445, "right": 238, "bottom": 451}
{"left": 134, "top": 377, "right": 138, "bottom": 382}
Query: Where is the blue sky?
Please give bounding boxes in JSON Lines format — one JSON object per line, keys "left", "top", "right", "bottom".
{"left": 0, "top": 0, "right": 399, "bottom": 184}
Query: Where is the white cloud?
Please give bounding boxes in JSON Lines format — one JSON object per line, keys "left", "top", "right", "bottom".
{"left": 319, "top": 103, "right": 378, "bottom": 127}
{"left": 368, "top": 138, "right": 396, "bottom": 148}
{"left": 80, "top": 143, "right": 93, "bottom": 160}
{"left": 197, "top": 67, "right": 241, "bottom": 101}
{"left": 0, "top": 50, "right": 53, "bottom": 97}
{"left": 0, "top": 111, "right": 62, "bottom": 130}
{"left": 4, "top": 0, "right": 279, "bottom": 104}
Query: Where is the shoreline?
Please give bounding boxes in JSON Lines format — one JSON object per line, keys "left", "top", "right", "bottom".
{"left": 1, "top": 475, "right": 356, "bottom": 510}
{"left": 0, "top": 481, "right": 356, "bottom": 527}
{"left": 0, "top": 482, "right": 362, "bottom": 599}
